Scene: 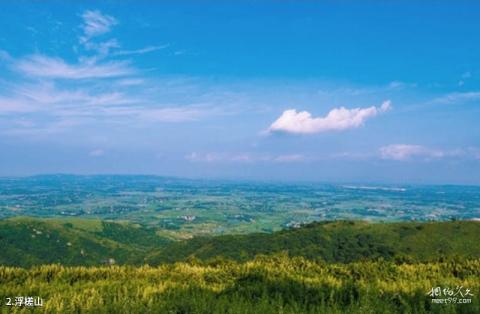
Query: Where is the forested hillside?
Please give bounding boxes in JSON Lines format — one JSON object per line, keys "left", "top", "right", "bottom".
{"left": 1, "top": 218, "right": 479, "bottom": 267}
{"left": 0, "top": 217, "right": 170, "bottom": 267}
{"left": 147, "top": 220, "right": 480, "bottom": 264}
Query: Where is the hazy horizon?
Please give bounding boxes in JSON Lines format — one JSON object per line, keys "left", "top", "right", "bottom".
{"left": 2, "top": 172, "right": 480, "bottom": 187}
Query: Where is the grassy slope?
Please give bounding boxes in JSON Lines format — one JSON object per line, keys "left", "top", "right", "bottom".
{"left": 147, "top": 220, "right": 480, "bottom": 264}
{"left": 0, "top": 257, "right": 479, "bottom": 313}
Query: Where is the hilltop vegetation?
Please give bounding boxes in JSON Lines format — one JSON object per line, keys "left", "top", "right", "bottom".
{"left": 0, "top": 256, "right": 478, "bottom": 313}
{"left": 147, "top": 220, "right": 480, "bottom": 264}
{"left": 1, "top": 218, "right": 479, "bottom": 267}
{"left": 0, "top": 217, "right": 170, "bottom": 267}
{"left": 1, "top": 218, "right": 479, "bottom": 313}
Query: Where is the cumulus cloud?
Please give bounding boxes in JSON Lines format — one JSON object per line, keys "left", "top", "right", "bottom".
{"left": 268, "top": 100, "right": 391, "bottom": 135}
{"left": 379, "top": 144, "right": 445, "bottom": 161}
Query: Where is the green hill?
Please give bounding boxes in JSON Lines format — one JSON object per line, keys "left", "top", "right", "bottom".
{"left": 1, "top": 218, "right": 479, "bottom": 267}
{"left": 0, "top": 217, "right": 171, "bottom": 267}
{"left": 147, "top": 220, "right": 480, "bottom": 264}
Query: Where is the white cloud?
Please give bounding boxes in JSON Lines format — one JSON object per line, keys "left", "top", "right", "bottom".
{"left": 0, "top": 10, "right": 254, "bottom": 139}
{"left": 379, "top": 144, "right": 445, "bottom": 161}
{"left": 113, "top": 45, "right": 169, "bottom": 56}
{"left": 12, "top": 82, "right": 135, "bottom": 110}
{"left": 432, "top": 91, "right": 480, "bottom": 104}
{"left": 15, "top": 54, "right": 134, "bottom": 79}
{"left": 186, "top": 152, "right": 258, "bottom": 163}
{"left": 387, "top": 81, "right": 416, "bottom": 90}
{"left": 388, "top": 81, "right": 406, "bottom": 89}
{"left": 78, "top": 10, "right": 167, "bottom": 59}
{"left": 80, "top": 10, "right": 117, "bottom": 43}
{"left": 268, "top": 100, "right": 391, "bottom": 135}
{"left": 185, "top": 152, "right": 223, "bottom": 162}
{"left": 185, "top": 152, "right": 305, "bottom": 163}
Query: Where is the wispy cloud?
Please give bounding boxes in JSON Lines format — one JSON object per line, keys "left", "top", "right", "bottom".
{"left": 185, "top": 152, "right": 305, "bottom": 163}
{"left": 185, "top": 152, "right": 226, "bottom": 162}
{"left": 268, "top": 100, "right": 391, "bottom": 135}
{"left": 379, "top": 144, "right": 480, "bottom": 162}
{"left": 387, "top": 81, "right": 417, "bottom": 90}
{"left": 3, "top": 118, "right": 84, "bottom": 136}
{"left": 0, "top": 98, "right": 34, "bottom": 114}
{"left": 102, "top": 103, "right": 227, "bottom": 123}
{"left": 431, "top": 91, "right": 480, "bottom": 105}
{"left": 12, "top": 82, "right": 135, "bottom": 108}
{"left": 138, "top": 106, "right": 213, "bottom": 122}
{"left": 14, "top": 54, "right": 134, "bottom": 79}
{"left": 379, "top": 144, "right": 445, "bottom": 161}
{"left": 79, "top": 10, "right": 117, "bottom": 43}
{"left": 113, "top": 45, "right": 169, "bottom": 56}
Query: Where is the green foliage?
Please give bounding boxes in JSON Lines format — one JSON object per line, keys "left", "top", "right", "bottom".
{"left": 0, "top": 256, "right": 478, "bottom": 313}
{"left": 1, "top": 218, "right": 479, "bottom": 313}
{"left": 147, "top": 220, "right": 480, "bottom": 264}
{"left": 0, "top": 217, "right": 171, "bottom": 267}
{"left": 1, "top": 218, "right": 479, "bottom": 268}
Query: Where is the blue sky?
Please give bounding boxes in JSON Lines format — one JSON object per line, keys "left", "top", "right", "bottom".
{"left": 0, "top": 1, "right": 480, "bottom": 184}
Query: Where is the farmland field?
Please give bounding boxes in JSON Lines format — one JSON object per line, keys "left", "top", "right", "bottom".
{"left": 1, "top": 175, "right": 479, "bottom": 239}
